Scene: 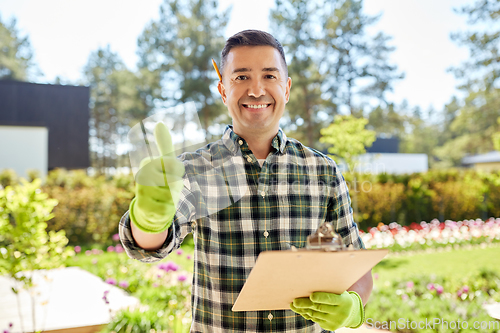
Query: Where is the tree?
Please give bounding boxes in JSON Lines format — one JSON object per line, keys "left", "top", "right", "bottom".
{"left": 137, "top": 0, "right": 230, "bottom": 142}
{"left": 270, "top": 0, "right": 403, "bottom": 147}
{"left": 367, "top": 103, "right": 407, "bottom": 138}
{"left": 436, "top": 0, "right": 500, "bottom": 167}
{"left": 450, "top": 0, "right": 500, "bottom": 90}
{"left": 319, "top": 115, "right": 376, "bottom": 171}
{"left": 270, "top": 0, "right": 329, "bottom": 147}
{"left": 321, "top": 0, "right": 404, "bottom": 115}
{"left": 0, "top": 16, "right": 36, "bottom": 80}
{"left": 492, "top": 117, "right": 500, "bottom": 151}
{"left": 83, "top": 46, "right": 148, "bottom": 173}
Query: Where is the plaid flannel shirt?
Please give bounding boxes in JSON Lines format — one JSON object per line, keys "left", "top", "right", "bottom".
{"left": 119, "top": 125, "right": 365, "bottom": 333}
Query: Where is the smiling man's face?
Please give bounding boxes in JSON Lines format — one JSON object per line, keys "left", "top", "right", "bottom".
{"left": 217, "top": 45, "right": 292, "bottom": 139}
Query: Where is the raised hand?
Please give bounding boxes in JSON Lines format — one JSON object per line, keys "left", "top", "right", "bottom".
{"left": 129, "top": 122, "right": 185, "bottom": 234}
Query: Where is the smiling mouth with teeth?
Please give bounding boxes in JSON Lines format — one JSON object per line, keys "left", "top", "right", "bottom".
{"left": 243, "top": 104, "right": 272, "bottom": 109}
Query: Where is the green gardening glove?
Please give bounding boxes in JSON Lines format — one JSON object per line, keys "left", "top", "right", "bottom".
{"left": 129, "top": 122, "right": 185, "bottom": 233}
{"left": 290, "top": 291, "right": 365, "bottom": 331}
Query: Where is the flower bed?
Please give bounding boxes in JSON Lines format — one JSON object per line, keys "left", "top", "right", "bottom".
{"left": 366, "top": 269, "right": 500, "bottom": 332}
{"left": 361, "top": 218, "right": 500, "bottom": 252}
{"left": 67, "top": 239, "right": 193, "bottom": 332}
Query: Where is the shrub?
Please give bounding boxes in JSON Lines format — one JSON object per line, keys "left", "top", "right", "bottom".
{"left": 43, "top": 170, "right": 134, "bottom": 246}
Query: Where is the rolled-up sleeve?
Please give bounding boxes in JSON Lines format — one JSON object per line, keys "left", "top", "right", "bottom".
{"left": 118, "top": 211, "right": 179, "bottom": 263}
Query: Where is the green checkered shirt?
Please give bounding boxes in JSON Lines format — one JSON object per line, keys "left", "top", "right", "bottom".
{"left": 119, "top": 125, "right": 365, "bottom": 332}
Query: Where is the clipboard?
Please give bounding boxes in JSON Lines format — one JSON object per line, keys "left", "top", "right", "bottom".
{"left": 232, "top": 222, "right": 388, "bottom": 312}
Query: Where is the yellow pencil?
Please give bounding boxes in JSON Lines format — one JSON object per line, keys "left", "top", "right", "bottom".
{"left": 212, "top": 58, "right": 222, "bottom": 81}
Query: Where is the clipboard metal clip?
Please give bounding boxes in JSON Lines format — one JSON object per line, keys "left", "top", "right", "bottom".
{"left": 306, "top": 222, "right": 345, "bottom": 252}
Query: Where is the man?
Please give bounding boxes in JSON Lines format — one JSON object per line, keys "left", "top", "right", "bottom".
{"left": 119, "top": 29, "right": 372, "bottom": 332}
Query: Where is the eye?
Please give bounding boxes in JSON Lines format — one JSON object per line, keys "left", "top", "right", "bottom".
{"left": 265, "top": 74, "right": 277, "bottom": 79}
{"left": 235, "top": 75, "right": 248, "bottom": 80}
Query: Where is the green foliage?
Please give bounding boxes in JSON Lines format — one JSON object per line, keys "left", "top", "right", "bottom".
{"left": 270, "top": 0, "right": 403, "bottom": 147}
{"left": 320, "top": 115, "right": 376, "bottom": 170}
{"left": 83, "top": 45, "right": 150, "bottom": 174}
{"left": 0, "top": 178, "right": 73, "bottom": 332}
{"left": 0, "top": 16, "right": 35, "bottom": 80}
{"left": 0, "top": 178, "right": 72, "bottom": 279}
{"left": 350, "top": 169, "right": 500, "bottom": 228}
{"left": 493, "top": 117, "right": 500, "bottom": 151}
{"left": 0, "top": 168, "right": 18, "bottom": 188}
{"left": 137, "top": 0, "right": 230, "bottom": 142}
{"left": 450, "top": 0, "right": 500, "bottom": 88}
{"left": 42, "top": 169, "right": 134, "bottom": 245}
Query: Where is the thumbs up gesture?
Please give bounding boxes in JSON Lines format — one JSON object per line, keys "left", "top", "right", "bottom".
{"left": 129, "top": 122, "right": 185, "bottom": 234}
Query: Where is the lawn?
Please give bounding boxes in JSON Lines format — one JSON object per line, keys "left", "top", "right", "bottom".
{"left": 373, "top": 245, "right": 500, "bottom": 282}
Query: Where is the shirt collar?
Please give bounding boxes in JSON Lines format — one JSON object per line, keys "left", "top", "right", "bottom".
{"left": 222, "top": 125, "right": 288, "bottom": 155}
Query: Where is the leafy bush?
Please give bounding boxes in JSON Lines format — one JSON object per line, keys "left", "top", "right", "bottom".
{"left": 347, "top": 169, "right": 500, "bottom": 229}
{"left": 0, "top": 178, "right": 74, "bottom": 332}
{"left": 42, "top": 169, "right": 134, "bottom": 246}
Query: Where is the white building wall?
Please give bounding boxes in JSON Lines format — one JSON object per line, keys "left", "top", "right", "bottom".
{"left": 0, "top": 126, "right": 48, "bottom": 180}
{"left": 354, "top": 153, "right": 428, "bottom": 174}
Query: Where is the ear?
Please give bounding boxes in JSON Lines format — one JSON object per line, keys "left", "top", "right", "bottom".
{"left": 217, "top": 80, "right": 227, "bottom": 105}
{"left": 285, "top": 77, "right": 292, "bottom": 103}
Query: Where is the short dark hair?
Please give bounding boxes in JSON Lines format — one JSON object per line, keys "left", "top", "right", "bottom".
{"left": 220, "top": 29, "right": 288, "bottom": 78}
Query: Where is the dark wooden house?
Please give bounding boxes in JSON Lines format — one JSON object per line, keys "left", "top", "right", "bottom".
{"left": 0, "top": 80, "right": 90, "bottom": 176}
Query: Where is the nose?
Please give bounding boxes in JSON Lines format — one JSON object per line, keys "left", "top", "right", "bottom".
{"left": 247, "top": 78, "right": 266, "bottom": 98}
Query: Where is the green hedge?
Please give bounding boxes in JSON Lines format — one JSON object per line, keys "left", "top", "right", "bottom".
{"left": 346, "top": 169, "right": 500, "bottom": 229}
{"left": 1, "top": 168, "right": 499, "bottom": 245}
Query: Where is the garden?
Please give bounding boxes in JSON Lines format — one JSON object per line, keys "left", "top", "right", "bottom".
{"left": 1, "top": 169, "right": 500, "bottom": 332}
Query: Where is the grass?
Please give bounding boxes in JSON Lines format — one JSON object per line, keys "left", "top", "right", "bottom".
{"left": 373, "top": 245, "right": 500, "bottom": 282}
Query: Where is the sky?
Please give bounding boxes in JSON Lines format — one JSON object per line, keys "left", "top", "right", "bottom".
{"left": 0, "top": 0, "right": 475, "bottom": 112}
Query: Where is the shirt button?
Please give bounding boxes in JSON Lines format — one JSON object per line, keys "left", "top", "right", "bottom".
{"left": 246, "top": 156, "right": 252, "bottom": 163}
{"left": 263, "top": 231, "right": 269, "bottom": 238}
{"left": 238, "top": 140, "right": 244, "bottom": 145}
{"left": 268, "top": 313, "right": 273, "bottom": 321}
{"left": 260, "top": 191, "right": 265, "bottom": 197}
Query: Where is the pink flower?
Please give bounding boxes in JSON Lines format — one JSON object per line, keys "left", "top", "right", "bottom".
{"left": 186, "top": 255, "right": 192, "bottom": 260}
{"left": 74, "top": 246, "right": 81, "bottom": 253}
{"left": 153, "top": 283, "right": 159, "bottom": 288}
{"left": 374, "top": 273, "right": 379, "bottom": 280}
{"left": 118, "top": 281, "right": 129, "bottom": 288}
{"left": 427, "top": 283, "right": 435, "bottom": 291}
{"left": 178, "top": 274, "right": 187, "bottom": 282}
{"left": 406, "top": 281, "right": 414, "bottom": 289}
{"left": 158, "top": 261, "right": 179, "bottom": 272}
{"left": 85, "top": 250, "right": 91, "bottom": 256}
{"left": 401, "top": 294, "right": 409, "bottom": 300}
{"left": 107, "top": 246, "right": 115, "bottom": 252}
{"left": 176, "top": 249, "right": 183, "bottom": 255}
{"left": 92, "top": 259, "right": 98, "bottom": 265}
{"left": 112, "top": 233, "right": 120, "bottom": 241}
{"left": 462, "top": 286, "right": 469, "bottom": 293}
{"left": 436, "top": 285, "right": 443, "bottom": 295}
{"left": 114, "top": 244, "right": 124, "bottom": 253}
{"left": 457, "top": 290, "right": 463, "bottom": 297}
{"left": 105, "top": 278, "right": 117, "bottom": 285}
